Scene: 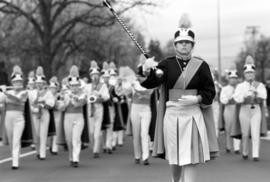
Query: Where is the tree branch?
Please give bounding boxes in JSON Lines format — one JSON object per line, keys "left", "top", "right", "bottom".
{"left": 0, "top": 0, "right": 43, "bottom": 38}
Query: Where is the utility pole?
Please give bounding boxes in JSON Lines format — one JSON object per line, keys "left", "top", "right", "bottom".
{"left": 217, "top": 0, "right": 222, "bottom": 82}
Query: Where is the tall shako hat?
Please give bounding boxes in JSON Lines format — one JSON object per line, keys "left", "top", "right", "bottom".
{"left": 61, "top": 77, "right": 69, "bottom": 90}
{"left": 35, "top": 66, "right": 46, "bottom": 83}
{"left": 244, "top": 55, "right": 255, "bottom": 73}
{"left": 68, "top": 65, "right": 80, "bottom": 86}
{"left": 49, "top": 76, "right": 59, "bottom": 88}
{"left": 89, "top": 60, "right": 100, "bottom": 75}
{"left": 174, "top": 14, "right": 195, "bottom": 43}
{"left": 28, "top": 71, "right": 35, "bottom": 84}
{"left": 11, "top": 65, "right": 23, "bottom": 82}
{"left": 228, "top": 64, "right": 238, "bottom": 78}
{"left": 109, "top": 62, "right": 117, "bottom": 76}
{"left": 101, "top": 62, "right": 110, "bottom": 78}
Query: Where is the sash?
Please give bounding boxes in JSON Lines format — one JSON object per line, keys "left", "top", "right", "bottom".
{"left": 173, "top": 57, "right": 203, "bottom": 89}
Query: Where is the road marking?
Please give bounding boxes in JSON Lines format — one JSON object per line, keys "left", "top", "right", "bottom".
{"left": 261, "top": 131, "right": 270, "bottom": 141}
{"left": 0, "top": 150, "right": 37, "bottom": 164}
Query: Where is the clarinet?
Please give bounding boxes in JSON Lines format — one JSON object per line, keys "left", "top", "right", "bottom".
{"left": 249, "top": 80, "right": 255, "bottom": 109}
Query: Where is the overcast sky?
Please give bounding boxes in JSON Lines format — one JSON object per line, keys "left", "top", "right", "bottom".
{"left": 132, "top": 0, "right": 270, "bottom": 69}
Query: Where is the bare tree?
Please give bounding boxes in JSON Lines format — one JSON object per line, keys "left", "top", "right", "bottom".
{"left": 0, "top": 0, "right": 155, "bottom": 77}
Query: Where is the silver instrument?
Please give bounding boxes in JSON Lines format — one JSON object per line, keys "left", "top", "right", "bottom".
{"left": 248, "top": 80, "right": 256, "bottom": 109}
{"left": 0, "top": 85, "right": 23, "bottom": 92}
{"left": 89, "top": 95, "right": 97, "bottom": 103}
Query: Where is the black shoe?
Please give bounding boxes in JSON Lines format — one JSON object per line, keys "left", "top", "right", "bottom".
{"left": 51, "top": 151, "right": 58, "bottom": 155}
{"left": 234, "top": 150, "right": 240, "bottom": 154}
{"left": 81, "top": 143, "right": 88, "bottom": 150}
{"left": 226, "top": 149, "right": 231, "bottom": 153}
{"left": 11, "top": 166, "right": 19, "bottom": 170}
{"left": 31, "top": 145, "right": 36, "bottom": 150}
{"left": 135, "top": 159, "right": 140, "bottom": 164}
{"left": 253, "top": 157, "right": 260, "bottom": 162}
{"left": 112, "top": 147, "right": 116, "bottom": 151}
{"left": 73, "top": 162, "right": 79, "bottom": 168}
{"left": 63, "top": 144, "right": 68, "bottom": 151}
{"left": 36, "top": 154, "right": 41, "bottom": 160}
{"left": 242, "top": 155, "right": 248, "bottom": 160}
{"left": 93, "top": 153, "right": 100, "bottom": 158}
{"left": 143, "top": 159, "right": 149, "bottom": 165}
{"left": 103, "top": 149, "right": 107, "bottom": 153}
{"left": 118, "top": 144, "right": 123, "bottom": 147}
{"left": 108, "top": 149, "right": 113, "bottom": 154}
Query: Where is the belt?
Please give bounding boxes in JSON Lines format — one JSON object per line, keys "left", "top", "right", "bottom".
{"left": 65, "top": 106, "right": 82, "bottom": 113}
{"left": 168, "top": 89, "right": 197, "bottom": 101}
{"left": 6, "top": 103, "right": 24, "bottom": 112}
{"left": 242, "top": 97, "right": 263, "bottom": 105}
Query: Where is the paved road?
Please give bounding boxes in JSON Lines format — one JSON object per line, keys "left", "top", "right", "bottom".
{"left": 0, "top": 135, "right": 270, "bottom": 182}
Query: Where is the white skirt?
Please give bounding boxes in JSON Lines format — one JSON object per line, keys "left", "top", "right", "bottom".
{"left": 164, "top": 101, "right": 210, "bottom": 166}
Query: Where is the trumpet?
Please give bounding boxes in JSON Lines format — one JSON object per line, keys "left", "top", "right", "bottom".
{"left": 70, "top": 93, "right": 80, "bottom": 102}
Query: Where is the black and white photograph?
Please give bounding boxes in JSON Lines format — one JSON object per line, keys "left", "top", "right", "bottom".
{"left": 0, "top": 0, "right": 270, "bottom": 182}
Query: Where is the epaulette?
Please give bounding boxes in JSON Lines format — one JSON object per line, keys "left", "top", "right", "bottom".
{"left": 163, "top": 56, "right": 176, "bottom": 62}
{"left": 166, "top": 56, "right": 176, "bottom": 60}
{"left": 193, "top": 56, "right": 205, "bottom": 61}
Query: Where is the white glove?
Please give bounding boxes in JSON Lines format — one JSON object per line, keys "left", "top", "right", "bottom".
{"left": 245, "top": 88, "right": 256, "bottom": 97}
{"left": 142, "top": 57, "right": 157, "bottom": 73}
{"left": 178, "top": 95, "right": 199, "bottom": 106}
{"left": 0, "top": 85, "right": 7, "bottom": 93}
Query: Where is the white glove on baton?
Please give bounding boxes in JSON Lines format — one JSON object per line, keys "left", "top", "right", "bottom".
{"left": 142, "top": 57, "right": 157, "bottom": 73}
{"left": 178, "top": 95, "right": 200, "bottom": 106}
{"left": 0, "top": 85, "right": 7, "bottom": 92}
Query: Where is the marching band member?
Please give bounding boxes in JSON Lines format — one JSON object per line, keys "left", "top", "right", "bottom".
{"left": 84, "top": 60, "right": 110, "bottom": 158}
{"left": 130, "top": 77, "right": 153, "bottom": 165}
{"left": 220, "top": 67, "right": 241, "bottom": 153}
{"left": 27, "top": 71, "right": 37, "bottom": 150}
{"left": 31, "top": 66, "right": 55, "bottom": 160}
{"left": 233, "top": 55, "right": 267, "bottom": 161}
{"left": 211, "top": 67, "right": 222, "bottom": 137}
{"left": 0, "top": 62, "right": 9, "bottom": 144}
{"left": 48, "top": 76, "right": 65, "bottom": 155}
{"left": 112, "top": 67, "right": 132, "bottom": 148}
{"left": 63, "top": 65, "right": 86, "bottom": 167}
{"left": 107, "top": 62, "right": 122, "bottom": 150}
{"left": 138, "top": 27, "right": 218, "bottom": 182}
{"left": 1, "top": 65, "right": 28, "bottom": 169}
{"left": 101, "top": 62, "right": 113, "bottom": 154}
{"left": 27, "top": 71, "right": 36, "bottom": 90}
{"left": 61, "top": 77, "right": 70, "bottom": 151}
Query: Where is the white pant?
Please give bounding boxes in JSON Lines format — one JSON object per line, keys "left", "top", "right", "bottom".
{"left": 112, "top": 130, "right": 124, "bottom": 147}
{"left": 88, "top": 104, "right": 104, "bottom": 153}
{"left": 239, "top": 105, "right": 261, "bottom": 158}
{"left": 130, "top": 104, "right": 151, "bottom": 160}
{"left": 223, "top": 105, "right": 241, "bottom": 151}
{"left": 64, "top": 113, "right": 84, "bottom": 162}
{"left": 5, "top": 111, "right": 25, "bottom": 167}
{"left": 102, "top": 106, "right": 115, "bottom": 150}
{"left": 32, "top": 109, "right": 50, "bottom": 158}
{"left": 51, "top": 111, "right": 63, "bottom": 152}
{"left": 212, "top": 101, "right": 220, "bottom": 137}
